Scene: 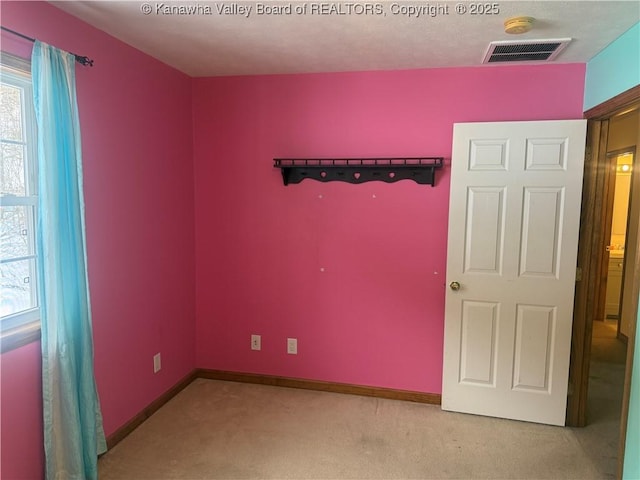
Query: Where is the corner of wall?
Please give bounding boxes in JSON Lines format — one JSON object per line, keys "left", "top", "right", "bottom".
{"left": 584, "top": 22, "right": 640, "bottom": 111}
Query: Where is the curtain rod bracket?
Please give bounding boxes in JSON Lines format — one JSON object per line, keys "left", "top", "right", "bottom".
{"left": 75, "top": 55, "right": 94, "bottom": 67}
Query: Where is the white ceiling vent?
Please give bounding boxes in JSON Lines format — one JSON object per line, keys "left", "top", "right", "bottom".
{"left": 482, "top": 38, "right": 572, "bottom": 64}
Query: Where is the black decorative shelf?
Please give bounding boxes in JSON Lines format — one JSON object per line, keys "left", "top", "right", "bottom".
{"left": 274, "top": 157, "right": 443, "bottom": 186}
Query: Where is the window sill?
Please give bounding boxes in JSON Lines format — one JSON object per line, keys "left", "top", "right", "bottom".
{"left": 1, "top": 320, "right": 40, "bottom": 354}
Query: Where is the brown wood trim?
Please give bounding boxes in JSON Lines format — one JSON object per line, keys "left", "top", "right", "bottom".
{"left": 582, "top": 119, "right": 613, "bottom": 424}
{"left": 567, "top": 119, "right": 596, "bottom": 426}
{"left": 105, "top": 370, "right": 198, "bottom": 450}
{"left": 568, "top": 118, "right": 610, "bottom": 426}
{"left": 595, "top": 151, "right": 617, "bottom": 322}
{"left": 584, "top": 85, "right": 640, "bottom": 120}
{"left": 197, "top": 369, "right": 442, "bottom": 405}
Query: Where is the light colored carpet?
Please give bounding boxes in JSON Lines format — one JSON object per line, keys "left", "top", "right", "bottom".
{"left": 590, "top": 319, "right": 627, "bottom": 364}
{"left": 99, "top": 320, "right": 627, "bottom": 480}
{"left": 99, "top": 378, "right": 608, "bottom": 479}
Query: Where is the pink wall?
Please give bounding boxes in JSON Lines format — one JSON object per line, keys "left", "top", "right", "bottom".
{"left": 193, "top": 65, "right": 586, "bottom": 393}
{"left": 0, "top": 341, "right": 44, "bottom": 479}
{"left": 0, "top": 2, "right": 196, "bottom": 478}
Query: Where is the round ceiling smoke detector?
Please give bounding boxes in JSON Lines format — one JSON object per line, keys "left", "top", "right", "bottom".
{"left": 504, "top": 16, "right": 535, "bottom": 34}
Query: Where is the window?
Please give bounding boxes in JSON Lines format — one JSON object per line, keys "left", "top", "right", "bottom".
{"left": 0, "top": 52, "right": 40, "bottom": 352}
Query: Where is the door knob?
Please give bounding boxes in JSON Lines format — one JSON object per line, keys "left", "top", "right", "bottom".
{"left": 449, "top": 281, "right": 461, "bottom": 291}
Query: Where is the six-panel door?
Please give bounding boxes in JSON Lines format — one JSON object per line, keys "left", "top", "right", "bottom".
{"left": 442, "top": 120, "right": 587, "bottom": 426}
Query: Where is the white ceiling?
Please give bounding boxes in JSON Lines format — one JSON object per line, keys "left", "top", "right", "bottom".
{"left": 52, "top": 1, "right": 640, "bottom": 77}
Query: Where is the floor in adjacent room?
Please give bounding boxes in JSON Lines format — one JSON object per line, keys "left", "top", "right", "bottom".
{"left": 99, "top": 321, "right": 627, "bottom": 479}
{"left": 574, "top": 318, "right": 628, "bottom": 479}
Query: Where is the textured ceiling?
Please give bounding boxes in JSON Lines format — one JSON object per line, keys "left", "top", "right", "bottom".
{"left": 52, "top": 1, "right": 640, "bottom": 77}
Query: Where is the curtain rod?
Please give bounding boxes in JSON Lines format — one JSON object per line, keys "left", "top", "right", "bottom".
{"left": 1, "top": 26, "right": 94, "bottom": 67}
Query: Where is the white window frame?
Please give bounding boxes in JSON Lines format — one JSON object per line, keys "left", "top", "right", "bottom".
{"left": 1, "top": 51, "right": 40, "bottom": 353}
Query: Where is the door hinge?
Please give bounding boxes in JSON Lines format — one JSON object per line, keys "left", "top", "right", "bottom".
{"left": 576, "top": 267, "right": 583, "bottom": 282}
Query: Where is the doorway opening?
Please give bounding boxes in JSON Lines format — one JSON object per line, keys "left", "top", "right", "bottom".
{"left": 588, "top": 144, "right": 635, "bottom": 476}
{"left": 602, "top": 150, "right": 635, "bottom": 333}
{"left": 568, "top": 86, "right": 640, "bottom": 479}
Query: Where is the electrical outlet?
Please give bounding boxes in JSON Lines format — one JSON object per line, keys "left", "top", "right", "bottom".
{"left": 251, "top": 334, "right": 261, "bottom": 351}
{"left": 287, "top": 338, "right": 297, "bottom": 355}
{"left": 153, "top": 353, "right": 161, "bottom": 373}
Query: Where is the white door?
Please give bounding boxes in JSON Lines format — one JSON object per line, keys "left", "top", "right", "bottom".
{"left": 442, "top": 120, "right": 587, "bottom": 426}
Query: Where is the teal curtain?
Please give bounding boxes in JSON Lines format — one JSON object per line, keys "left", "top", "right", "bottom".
{"left": 32, "top": 41, "right": 107, "bottom": 480}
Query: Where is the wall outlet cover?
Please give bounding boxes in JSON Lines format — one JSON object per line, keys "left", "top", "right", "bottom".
{"left": 153, "top": 353, "right": 161, "bottom": 373}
